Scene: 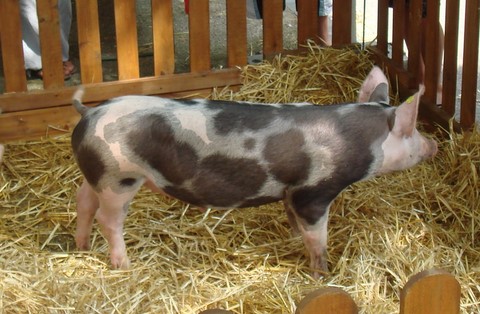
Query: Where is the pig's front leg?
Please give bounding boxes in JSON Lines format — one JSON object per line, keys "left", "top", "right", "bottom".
{"left": 75, "top": 180, "right": 99, "bottom": 250}
{"left": 287, "top": 189, "right": 331, "bottom": 278}
{"left": 297, "top": 210, "right": 330, "bottom": 279}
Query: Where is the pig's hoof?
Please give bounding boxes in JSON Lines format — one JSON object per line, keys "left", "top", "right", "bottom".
{"left": 111, "top": 255, "right": 131, "bottom": 269}
{"left": 75, "top": 238, "right": 90, "bottom": 251}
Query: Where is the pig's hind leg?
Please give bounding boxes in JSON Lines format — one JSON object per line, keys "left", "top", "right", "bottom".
{"left": 94, "top": 185, "right": 141, "bottom": 269}
{"left": 75, "top": 180, "right": 99, "bottom": 251}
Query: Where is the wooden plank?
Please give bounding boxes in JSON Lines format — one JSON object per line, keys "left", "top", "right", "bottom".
{"left": 423, "top": 0, "right": 441, "bottom": 104}
{"left": 0, "top": 105, "right": 81, "bottom": 142}
{"left": 0, "top": 0, "right": 28, "bottom": 92}
{"left": 114, "top": 0, "right": 140, "bottom": 79}
{"left": 262, "top": 0, "right": 283, "bottom": 56}
{"left": 189, "top": 0, "right": 210, "bottom": 72}
{"left": 37, "top": 0, "right": 64, "bottom": 89}
{"left": 226, "top": 0, "right": 247, "bottom": 67}
{"left": 0, "top": 68, "right": 242, "bottom": 113}
{"left": 441, "top": 0, "right": 460, "bottom": 117}
{"left": 332, "top": 0, "right": 352, "bottom": 46}
{"left": 0, "top": 83, "right": 242, "bottom": 143}
{"left": 376, "top": 0, "right": 389, "bottom": 55}
{"left": 406, "top": 0, "right": 423, "bottom": 85}
{"left": 400, "top": 269, "right": 460, "bottom": 314}
{"left": 295, "top": 287, "right": 358, "bottom": 314}
{"left": 392, "top": 0, "right": 406, "bottom": 67}
{"left": 152, "top": 0, "right": 175, "bottom": 75}
{"left": 75, "top": 0, "right": 103, "bottom": 83}
{"left": 297, "top": 0, "right": 318, "bottom": 46}
{"left": 460, "top": 0, "right": 479, "bottom": 129}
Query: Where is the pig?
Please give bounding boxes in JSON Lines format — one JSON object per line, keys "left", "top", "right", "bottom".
{"left": 71, "top": 66, "right": 437, "bottom": 277}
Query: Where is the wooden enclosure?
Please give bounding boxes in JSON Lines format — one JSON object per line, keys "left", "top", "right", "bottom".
{"left": 0, "top": 0, "right": 478, "bottom": 141}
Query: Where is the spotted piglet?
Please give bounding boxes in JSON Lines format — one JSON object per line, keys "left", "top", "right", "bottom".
{"left": 71, "top": 66, "right": 437, "bottom": 277}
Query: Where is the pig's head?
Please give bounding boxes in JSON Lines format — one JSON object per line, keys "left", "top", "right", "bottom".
{"left": 378, "top": 85, "right": 437, "bottom": 174}
{"left": 358, "top": 66, "right": 438, "bottom": 175}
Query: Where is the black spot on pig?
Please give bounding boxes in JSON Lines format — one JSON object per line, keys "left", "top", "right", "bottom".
{"left": 243, "top": 138, "right": 256, "bottom": 151}
{"left": 120, "top": 178, "right": 137, "bottom": 187}
{"left": 74, "top": 145, "right": 105, "bottom": 187}
{"left": 163, "top": 186, "right": 204, "bottom": 207}
{"left": 127, "top": 114, "right": 199, "bottom": 185}
{"left": 192, "top": 154, "right": 267, "bottom": 207}
{"left": 71, "top": 118, "right": 89, "bottom": 149}
{"left": 264, "top": 129, "right": 310, "bottom": 185}
{"left": 212, "top": 101, "right": 277, "bottom": 135}
{"left": 179, "top": 99, "right": 201, "bottom": 105}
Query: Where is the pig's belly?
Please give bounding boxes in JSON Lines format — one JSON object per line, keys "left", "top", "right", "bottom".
{"left": 145, "top": 177, "right": 285, "bottom": 209}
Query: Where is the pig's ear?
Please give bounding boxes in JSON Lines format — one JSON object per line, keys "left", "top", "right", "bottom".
{"left": 357, "top": 66, "right": 389, "bottom": 103}
{"left": 392, "top": 85, "right": 424, "bottom": 137}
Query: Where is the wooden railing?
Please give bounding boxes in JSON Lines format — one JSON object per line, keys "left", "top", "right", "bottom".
{"left": 0, "top": 0, "right": 354, "bottom": 142}
{"left": 371, "top": 0, "right": 479, "bottom": 130}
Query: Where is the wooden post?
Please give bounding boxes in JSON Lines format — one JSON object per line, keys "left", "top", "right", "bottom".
{"left": 226, "top": 0, "right": 247, "bottom": 67}
{"left": 0, "top": 0, "right": 28, "bottom": 93}
{"left": 332, "top": 0, "right": 352, "bottom": 45}
{"left": 295, "top": 287, "right": 358, "bottom": 314}
{"left": 37, "top": 0, "right": 64, "bottom": 89}
{"left": 262, "top": 0, "right": 283, "bottom": 57}
{"left": 189, "top": 0, "right": 210, "bottom": 72}
{"left": 152, "top": 0, "right": 175, "bottom": 75}
{"left": 76, "top": 0, "right": 103, "bottom": 84}
{"left": 114, "top": 0, "right": 140, "bottom": 80}
{"left": 400, "top": 269, "right": 461, "bottom": 314}
{"left": 297, "top": 0, "right": 319, "bottom": 46}
{"left": 460, "top": 0, "right": 479, "bottom": 129}
{"left": 441, "top": 0, "right": 460, "bottom": 117}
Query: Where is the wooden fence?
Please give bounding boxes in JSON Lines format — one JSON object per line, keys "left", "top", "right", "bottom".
{"left": 0, "top": 0, "right": 478, "bottom": 142}
{"left": 197, "top": 269, "right": 461, "bottom": 314}
{"left": 371, "top": 0, "right": 479, "bottom": 131}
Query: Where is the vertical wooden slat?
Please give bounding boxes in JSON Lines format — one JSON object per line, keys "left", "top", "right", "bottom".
{"left": 76, "top": 0, "right": 103, "bottom": 84}
{"left": 114, "top": 0, "right": 140, "bottom": 80}
{"left": 297, "top": 0, "right": 318, "bottom": 46}
{"left": 377, "top": 0, "right": 389, "bottom": 55}
{"left": 392, "top": 0, "right": 406, "bottom": 67}
{"left": 460, "top": 0, "right": 479, "bottom": 129}
{"left": 332, "top": 0, "right": 352, "bottom": 45}
{"left": 0, "top": 0, "right": 28, "bottom": 92}
{"left": 441, "top": 0, "right": 460, "bottom": 117}
{"left": 189, "top": 0, "right": 210, "bottom": 72}
{"left": 407, "top": 0, "right": 423, "bottom": 86}
{"left": 226, "top": 0, "right": 247, "bottom": 67}
{"left": 152, "top": 0, "right": 175, "bottom": 75}
{"left": 400, "top": 269, "right": 461, "bottom": 314}
{"left": 262, "top": 0, "right": 283, "bottom": 57}
{"left": 37, "top": 0, "right": 64, "bottom": 89}
{"left": 423, "top": 0, "right": 441, "bottom": 104}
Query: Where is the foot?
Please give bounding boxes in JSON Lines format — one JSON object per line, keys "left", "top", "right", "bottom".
{"left": 26, "top": 60, "right": 76, "bottom": 80}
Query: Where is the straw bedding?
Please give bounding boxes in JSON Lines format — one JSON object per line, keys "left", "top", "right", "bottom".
{"left": 0, "top": 46, "right": 478, "bottom": 313}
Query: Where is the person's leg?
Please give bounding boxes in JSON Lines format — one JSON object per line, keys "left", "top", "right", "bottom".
{"left": 59, "top": 0, "right": 75, "bottom": 77}
{"left": 20, "top": 0, "right": 42, "bottom": 70}
{"left": 317, "top": 0, "right": 332, "bottom": 46}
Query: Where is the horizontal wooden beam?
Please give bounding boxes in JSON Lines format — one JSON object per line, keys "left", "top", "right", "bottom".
{"left": 0, "top": 68, "right": 242, "bottom": 113}
{"left": 0, "top": 84, "right": 241, "bottom": 143}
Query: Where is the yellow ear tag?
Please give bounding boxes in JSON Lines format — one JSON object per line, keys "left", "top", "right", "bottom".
{"left": 405, "top": 95, "right": 415, "bottom": 104}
